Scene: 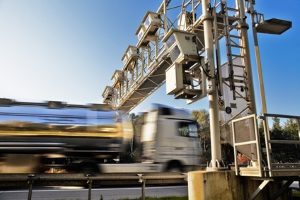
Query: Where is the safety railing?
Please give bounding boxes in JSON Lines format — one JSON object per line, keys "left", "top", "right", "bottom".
{"left": 232, "top": 113, "right": 300, "bottom": 177}
{"left": 232, "top": 114, "right": 263, "bottom": 177}
{"left": 261, "top": 113, "right": 300, "bottom": 177}
{"left": 0, "top": 173, "right": 186, "bottom": 200}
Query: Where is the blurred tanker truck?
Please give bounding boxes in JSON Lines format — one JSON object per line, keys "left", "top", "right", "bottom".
{"left": 0, "top": 99, "right": 201, "bottom": 173}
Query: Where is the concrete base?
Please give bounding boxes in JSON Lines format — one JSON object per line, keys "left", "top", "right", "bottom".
{"left": 188, "top": 170, "right": 289, "bottom": 200}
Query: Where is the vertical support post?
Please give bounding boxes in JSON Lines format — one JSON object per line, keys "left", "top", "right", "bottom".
{"left": 236, "top": 0, "right": 256, "bottom": 115}
{"left": 140, "top": 49, "right": 144, "bottom": 78}
{"left": 232, "top": 121, "right": 239, "bottom": 175}
{"left": 201, "top": 0, "right": 222, "bottom": 169}
{"left": 191, "top": 0, "right": 195, "bottom": 25}
{"left": 142, "top": 179, "right": 146, "bottom": 200}
{"left": 297, "top": 119, "right": 300, "bottom": 140}
{"left": 248, "top": 0, "right": 268, "bottom": 117}
{"left": 236, "top": 0, "right": 258, "bottom": 164}
{"left": 252, "top": 24, "right": 267, "bottom": 114}
{"left": 253, "top": 115, "right": 263, "bottom": 176}
{"left": 262, "top": 116, "right": 272, "bottom": 177}
{"left": 87, "top": 175, "right": 93, "bottom": 200}
{"left": 27, "top": 174, "right": 35, "bottom": 200}
{"left": 155, "top": 39, "right": 159, "bottom": 58}
{"left": 248, "top": 0, "right": 272, "bottom": 175}
{"left": 212, "top": 7, "right": 223, "bottom": 97}
{"left": 138, "top": 174, "right": 146, "bottom": 200}
{"left": 147, "top": 46, "right": 151, "bottom": 66}
{"left": 163, "top": 0, "right": 168, "bottom": 33}
{"left": 126, "top": 71, "right": 129, "bottom": 93}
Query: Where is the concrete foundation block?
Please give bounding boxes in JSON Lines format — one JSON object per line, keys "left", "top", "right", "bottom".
{"left": 187, "top": 170, "right": 289, "bottom": 200}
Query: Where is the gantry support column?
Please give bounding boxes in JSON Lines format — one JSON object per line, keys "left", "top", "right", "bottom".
{"left": 237, "top": 0, "right": 256, "bottom": 114}
{"left": 236, "top": 0, "right": 258, "bottom": 164}
{"left": 248, "top": 0, "right": 272, "bottom": 175}
{"left": 201, "top": 0, "right": 222, "bottom": 169}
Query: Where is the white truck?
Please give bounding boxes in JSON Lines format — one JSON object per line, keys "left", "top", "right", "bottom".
{"left": 101, "top": 104, "right": 201, "bottom": 173}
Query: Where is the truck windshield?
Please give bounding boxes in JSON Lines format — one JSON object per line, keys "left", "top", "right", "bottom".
{"left": 178, "top": 121, "right": 198, "bottom": 138}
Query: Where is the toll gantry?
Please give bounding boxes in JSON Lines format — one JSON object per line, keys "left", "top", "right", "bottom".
{"left": 102, "top": 0, "right": 299, "bottom": 180}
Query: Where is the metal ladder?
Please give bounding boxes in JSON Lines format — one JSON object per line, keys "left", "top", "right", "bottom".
{"left": 221, "top": 1, "right": 248, "bottom": 101}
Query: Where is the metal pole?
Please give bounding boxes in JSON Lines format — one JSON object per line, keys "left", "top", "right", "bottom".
{"left": 236, "top": 0, "right": 256, "bottom": 115}
{"left": 297, "top": 119, "right": 300, "bottom": 140}
{"left": 262, "top": 116, "right": 272, "bottom": 177}
{"left": 249, "top": 0, "right": 267, "bottom": 115}
{"left": 163, "top": 0, "right": 168, "bottom": 32}
{"left": 141, "top": 179, "right": 146, "bottom": 200}
{"left": 213, "top": 7, "right": 223, "bottom": 97}
{"left": 248, "top": 0, "right": 272, "bottom": 172}
{"left": 87, "top": 175, "right": 93, "bottom": 200}
{"left": 27, "top": 174, "right": 35, "bottom": 200}
{"left": 236, "top": 0, "right": 259, "bottom": 164}
{"left": 191, "top": 0, "right": 195, "bottom": 25}
{"left": 201, "top": 0, "right": 222, "bottom": 169}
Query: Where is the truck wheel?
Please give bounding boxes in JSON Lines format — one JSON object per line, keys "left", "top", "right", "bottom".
{"left": 166, "top": 161, "right": 184, "bottom": 173}
{"left": 168, "top": 167, "right": 182, "bottom": 173}
{"left": 81, "top": 162, "right": 100, "bottom": 175}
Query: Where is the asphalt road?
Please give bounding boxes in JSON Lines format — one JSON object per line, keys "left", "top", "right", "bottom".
{"left": 0, "top": 186, "right": 188, "bottom": 200}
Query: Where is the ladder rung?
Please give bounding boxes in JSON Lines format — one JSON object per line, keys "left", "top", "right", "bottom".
{"left": 229, "top": 34, "right": 241, "bottom": 39}
{"left": 233, "top": 74, "right": 245, "bottom": 78}
{"left": 230, "top": 44, "right": 244, "bottom": 49}
{"left": 233, "top": 75, "right": 246, "bottom": 80}
{"left": 233, "top": 79, "right": 244, "bottom": 83}
{"left": 227, "top": 7, "right": 239, "bottom": 12}
{"left": 215, "top": 1, "right": 222, "bottom": 8}
{"left": 232, "top": 64, "right": 245, "bottom": 68}
{"left": 228, "top": 16, "right": 240, "bottom": 21}
{"left": 234, "top": 83, "right": 246, "bottom": 87}
{"left": 231, "top": 54, "right": 244, "bottom": 58}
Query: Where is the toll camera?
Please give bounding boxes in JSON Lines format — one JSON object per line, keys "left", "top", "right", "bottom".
{"left": 166, "top": 62, "right": 207, "bottom": 104}
{"left": 163, "top": 29, "right": 199, "bottom": 64}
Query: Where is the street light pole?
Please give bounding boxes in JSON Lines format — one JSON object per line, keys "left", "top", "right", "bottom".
{"left": 248, "top": 1, "right": 268, "bottom": 115}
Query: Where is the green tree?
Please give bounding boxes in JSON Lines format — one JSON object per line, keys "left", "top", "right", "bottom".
{"left": 192, "top": 109, "right": 209, "bottom": 130}
{"left": 192, "top": 109, "right": 210, "bottom": 164}
{"left": 267, "top": 117, "right": 300, "bottom": 162}
{"left": 272, "top": 117, "right": 281, "bottom": 131}
{"left": 284, "top": 118, "right": 298, "bottom": 136}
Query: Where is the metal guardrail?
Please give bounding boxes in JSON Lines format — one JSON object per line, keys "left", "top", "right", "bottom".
{"left": 0, "top": 173, "right": 186, "bottom": 200}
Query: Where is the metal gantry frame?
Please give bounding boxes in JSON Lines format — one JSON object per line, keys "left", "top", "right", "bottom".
{"left": 102, "top": 0, "right": 294, "bottom": 175}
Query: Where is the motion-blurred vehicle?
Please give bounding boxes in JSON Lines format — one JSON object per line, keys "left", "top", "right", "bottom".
{"left": 0, "top": 99, "right": 201, "bottom": 173}
{"left": 0, "top": 98, "right": 131, "bottom": 173}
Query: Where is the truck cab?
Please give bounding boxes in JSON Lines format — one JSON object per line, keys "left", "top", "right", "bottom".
{"left": 141, "top": 105, "right": 201, "bottom": 172}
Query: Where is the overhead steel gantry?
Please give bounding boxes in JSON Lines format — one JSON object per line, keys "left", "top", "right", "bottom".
{"left": 102, "top": 0, "right": 296, "bottom": 177}
{"left": 102, "top": 0, "right": 290, "bottom": 113}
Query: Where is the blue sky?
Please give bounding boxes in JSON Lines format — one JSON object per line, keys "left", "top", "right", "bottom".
{"left": 0, "top": 0, "right": 299, "bottom": 115}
